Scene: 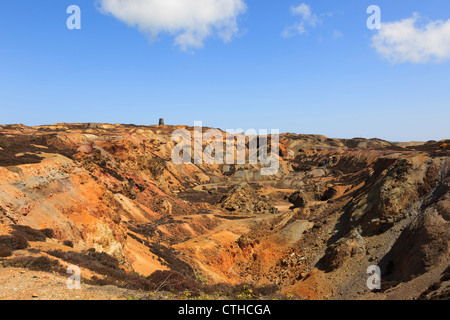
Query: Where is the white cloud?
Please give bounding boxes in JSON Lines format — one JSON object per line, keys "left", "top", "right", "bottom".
{"left": 371, "top": 14, "right": 450, "bottom": 63}
{"left": 97, "top": 0, "right": 247, "bottom": 51}
{"left": 282, "top": 3, "right": 317, "bottom": 38}
{"left": 291, "top": 3, "right": 315, "bottom": 22}
{"left": 282, "top": 3, "right": 324, "bottom": 38}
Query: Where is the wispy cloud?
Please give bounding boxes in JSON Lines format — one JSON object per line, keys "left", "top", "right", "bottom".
{"left": 282, "top": 3, "right": 320, "bottom": 38}
{"left": 97, "top": 0, "right": 247, "bottom": 51}
{"left": 371, "top": 13, "right": 450, "bottom": 63}
{"left": 333, "top": 30, "right": 343, "bottom": 39}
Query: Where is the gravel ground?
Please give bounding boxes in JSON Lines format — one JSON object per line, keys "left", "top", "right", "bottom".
{"left": 0, "top": 267, "right": 152, "bottom": 300}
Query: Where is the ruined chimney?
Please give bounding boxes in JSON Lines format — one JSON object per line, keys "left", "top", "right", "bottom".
{"left": 159, "top": 118, "right": 165, "bottom": 126}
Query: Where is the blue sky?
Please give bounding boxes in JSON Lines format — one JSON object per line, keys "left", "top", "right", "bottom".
{"left": 0, "top": 0, "right": 449, "bottom": 141}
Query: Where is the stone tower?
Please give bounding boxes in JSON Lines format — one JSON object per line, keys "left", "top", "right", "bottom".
{"left": 159, "top": 118, "right": 165, "bottom": 126}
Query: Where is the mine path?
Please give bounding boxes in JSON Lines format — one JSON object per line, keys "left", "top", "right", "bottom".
{"left": 186, "top": 179, "right": 295, "bottom": 237}
{"left": 192, "top": 180, "right": 295, "bottom": 212}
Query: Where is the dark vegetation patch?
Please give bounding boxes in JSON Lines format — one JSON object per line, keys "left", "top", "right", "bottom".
{"left": 63, "top": 240, "right": 74, "bottom": 248}
{"left": 2, "top": 256, "right": 62, "bottom": 272}
{"left": 134, "top": 190, "right": 198, "bottom": 216}
{"left": 128, "top": 217, "right": 182, "bottom": 239}
{"left": 100, "top": 163, "right": 125, "bottom": 182}
{"left": 213, "top": 215, "right": 254, "bottom": 220}
{"left": 43, "top": 249, "right": 158, "bottom": 291}
{"left": 127, "top": 215, "right": 214, "bottom": 245}
{"left": 127, "top": 232, "right": 195, "bottom": 277}
{"left": 178, "top": 190, "right": 222, "bottom": 205}
{"left": 128, "top": 224, "right": 159, "bottom": 240}
{"left": 127, "top": 217, "right": 185, "bottom": 245}
{"left": 178, "top": 186, "right": 231, "bottom": 205}
{"left": 46, "top": 249, "right": 121, "bottom": 276}
{"left": 0, "top": 234, "right": 29, "bottom": 250}
{"left": 0, "top": 245, "right": 13, "bottom": 257}
{"left": 11, "top": 225, "right": 54, "bottom": 242}
{"left": 0, "top": 134, "right": 74, "bottom": 166}
{"left": 320, "top": 187, "right": 337, "bottom": 201}
{"left": 0, "top": 225, "right": 55, "bottom": 253}
{"left": 148, "top": 242, "right": 196, "bottom": 277}
{"left": 44, "top": 249, "right": 201, "bottom": 294}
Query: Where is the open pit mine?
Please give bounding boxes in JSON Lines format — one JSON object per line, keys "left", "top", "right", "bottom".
{"left": 0, "top": 123, "right": 448, "bottom": 300}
